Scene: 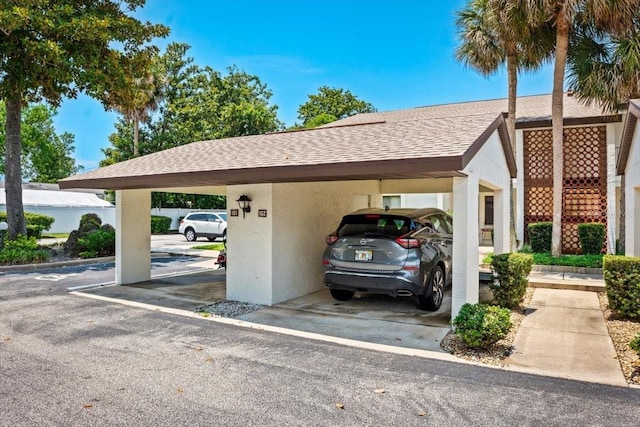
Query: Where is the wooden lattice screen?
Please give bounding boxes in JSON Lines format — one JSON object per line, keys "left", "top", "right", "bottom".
{"left": 523, "top": 127, "right": 607, "bottom": 254}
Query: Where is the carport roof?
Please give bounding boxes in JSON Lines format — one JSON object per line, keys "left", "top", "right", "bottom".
{"left": 617, "top": 99, "right": 640, "bottom": 175}
{"left": 60, "top": 109, "right": 515, "bottom": 190}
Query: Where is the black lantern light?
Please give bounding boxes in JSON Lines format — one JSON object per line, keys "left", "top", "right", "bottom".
{"left": 236, "top": 194, "right": 252, "bottom": 218}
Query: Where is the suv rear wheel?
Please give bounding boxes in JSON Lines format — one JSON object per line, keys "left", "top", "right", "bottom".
{"left": 184, "top": 228, "right": 197, "bottom": 242}
{"left": 417, "top": 265, "right": 444, "bottom": 311}
{"left": 330, "top": 289, "right": 355, "bottom": 301}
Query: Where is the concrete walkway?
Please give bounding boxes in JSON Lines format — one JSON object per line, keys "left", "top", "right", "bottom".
{"left": 506, "top": 288, "right": 626, "bottom": 387}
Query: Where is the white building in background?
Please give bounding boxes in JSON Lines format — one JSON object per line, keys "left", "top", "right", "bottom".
{"left": 0, "top": 182, "right": 115, "bottom": 233}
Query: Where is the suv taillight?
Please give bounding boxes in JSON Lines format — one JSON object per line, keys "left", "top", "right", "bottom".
{"left": 395, "top": 236, "right": 420, "bottom": 249}
{"left": 325, "top": 234, "right": 339, "bottom": 245}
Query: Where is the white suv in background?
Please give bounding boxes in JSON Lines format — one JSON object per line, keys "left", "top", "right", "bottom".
{"left": 178, "top": 211, "right": 227, "bottom": 242}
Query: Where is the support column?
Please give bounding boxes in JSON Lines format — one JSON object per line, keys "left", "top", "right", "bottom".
{"left": 452, "top": 176, "right": 479, "bottom": 322}
{"left": 116, "top": 189, "right": 151, "bottom": 285}
{"left": 626, "top": 186, "right": 640, "bottom": 257}
{"left": 493, "top": 188, "right": 510, "bottom": 254}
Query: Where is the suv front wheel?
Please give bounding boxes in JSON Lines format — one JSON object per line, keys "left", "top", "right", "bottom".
{"left": 184, "top": 228, "right": 197, "bottom": 242}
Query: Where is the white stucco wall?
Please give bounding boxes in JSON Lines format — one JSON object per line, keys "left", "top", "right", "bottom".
{"left": 226, "top": 181, "right": 381, "bottom": 305}
{"left": 624, "top": 120, "right": 640, "bottom": 257}
{"left": 0, "top": 205, "right": 115, "bottom": 233}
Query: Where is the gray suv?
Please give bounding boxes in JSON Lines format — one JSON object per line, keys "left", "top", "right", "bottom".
{"left": 322, "top": 208, "right": 453, "bottom": 311}
{"left": 179, "top": 211, "right": 227, "bottom": 242}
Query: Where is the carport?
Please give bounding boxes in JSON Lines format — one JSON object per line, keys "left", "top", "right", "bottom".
{"left": 60, "top": 106, "right": 516, "bottom": 322}
{"left": 618, "top": 99, "right": 640, "bottom": 256}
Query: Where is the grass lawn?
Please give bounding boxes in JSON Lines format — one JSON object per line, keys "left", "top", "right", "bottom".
{"left": 191, "top": 243, "right": 225, "bottom": 251}
{"left": 40, "top": 233, "right": 69, "bottom": 239}
{"left": 483, "top": 252, "right": 603, "bottom": 268}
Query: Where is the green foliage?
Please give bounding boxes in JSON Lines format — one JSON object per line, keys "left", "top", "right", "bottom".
{"left": 453, "top": 303, "right": 512, "bottom": 348}
{"left": 101, "top": 43, "right": 279, "bottom": 208}
{"left": 527, "top": 222, "right": 552, "bottom": 253}
{"left": 1, "top": 0, "right": 168, "bottom": 240}
{"left": 151, "top": 215, "right": 171, "bottom": 234}
{"left": 0, "top": 211, "right": 54, "bottom": 239}
{"left": 297, "top": 86, "right": 376, "bottom": 127}
{"left": 489, "top": 253, "right": 533, "bottom": 308}
{"left": 0, "top": 102, "right": 82, "bottom": 181}
{"left": 603, "top": 255, "right": 640, "bottom": 319}
{"left": 630, "top": 333, "right": 640, "bottom": 356}
{"left": 77, "top": 228, "right": 116, "bottom": 259}
{"left": 578, "top": 223, "right": 605, "bottom": 255}
{"left": 79, "top": 213, "right": 102, "bottom": 233}
{"left": 531, "top": 253, "right": 603, "bottom": 268}
{"left": 151, "top": 193, "right": 226, "bottom": 209}
{"left": 0, "top": 235, "right": 48, "bottom": 265}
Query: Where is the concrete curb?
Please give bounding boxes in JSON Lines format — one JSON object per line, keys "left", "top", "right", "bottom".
{"left": 0, "top": 256, "right": 116, "bottom": 273}
{"left": 527, "top": 278, "right": 605, "bottom": 292}
{"left": 0, "top": 253, "right": 177, "bottom": 274}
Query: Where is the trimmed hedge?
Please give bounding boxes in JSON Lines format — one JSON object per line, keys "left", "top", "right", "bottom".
{"left": 151, "top": 215, "right": 171, "bottom": 234}
{"left": 578, "top": 223, "right": 605, "bottom": 255}
{"left": 490, "top": 253, "right": 533, "bottom": 309}
{"left": 0, "top": 211, "right": 55, "bottom": 239}
{"left": 527, "top": 222, "right": 552, "bottom": 253}
{"left": 603, "top": 255, "right": 640, "bottom": 319}
{"left": 453, "top": 303, "right": 512, "bottom": 348}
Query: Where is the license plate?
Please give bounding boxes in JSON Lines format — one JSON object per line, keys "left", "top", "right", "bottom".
{"left": 355, "top": 249, "right": 373, "bottom": 261}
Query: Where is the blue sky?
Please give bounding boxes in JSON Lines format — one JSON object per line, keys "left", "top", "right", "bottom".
{"left": 54, "top": 0, "right": 554, "bottom": 172}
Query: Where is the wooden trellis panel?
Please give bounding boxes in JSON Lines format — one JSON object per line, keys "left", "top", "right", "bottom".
{"left": 523, "top": 127, "right": 607, "bottom": 253}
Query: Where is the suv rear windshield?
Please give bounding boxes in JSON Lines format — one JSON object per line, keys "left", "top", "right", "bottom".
{"left": 337, "top": 214, "right": 416, "bottom": 238}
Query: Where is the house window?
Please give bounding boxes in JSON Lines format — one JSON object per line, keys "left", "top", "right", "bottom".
{"left": 382, "top": 195, "right": 401, "bottom": 209}
{"left": 484, "top": 196, "right": 494, "bottom": 225}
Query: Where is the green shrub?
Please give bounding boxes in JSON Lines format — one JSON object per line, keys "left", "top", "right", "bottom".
{"left": 77, "top": 228, "right": 115, "bottom": 259}
{"left": 151, "top": 215, "right": 172, "bottom": 234}
{"left": 578, "top": 223, "right": 605, "bottom": 255}
{"left": 453, "top": 303, "right": 512, "bottom": 348}
{"left": 490, "top": 253, "right": 533, "bottom": 309}
{"left": 527, "top": 222, "right": 552, "bottom": 253}
{"left": 603, "top": 255, "right": 640, "bottom": 319}
{"left": 531, "top": 253, "right": 603, "bottom": 268}
{"left": 0, "top": 235, "right": 48, "bottom": 264}
{"left": 79, "top": 213, "right": 102, "bottom": 233}
{"left": 630, "top": 333, "right": 640, "bottom": 356}
{"left": 0, "top": 212, "right": 55, "bottom": 239}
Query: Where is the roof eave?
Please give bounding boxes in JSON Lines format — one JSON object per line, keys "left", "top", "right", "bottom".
{"left": 58, "top": 157, "right": 468, "bottom": 191}
{"left": 617, "top": 100, "right": 640, "bottom": 175}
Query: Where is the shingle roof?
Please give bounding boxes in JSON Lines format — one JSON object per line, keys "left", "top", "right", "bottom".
{"left": 59, "top": 109, "right": 513, "bottom": 190}
{"left": 62, "top": 92, "right": 615, "bottom": 191}
{"left": 323, "top": 93, "right": 620, "bottom": 128}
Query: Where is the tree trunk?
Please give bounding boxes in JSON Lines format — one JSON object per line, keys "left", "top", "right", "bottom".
{"left": 133, "top": 118, "right": 139, "bottom": 157}
{"left": 4, "top": 93, "right": 27, "bottom": 240}
{"left": 507, "top": 50, "right": 518, "bottom": 251}
{"left": 551, "top": 20, "right": 569, "bottom": 257}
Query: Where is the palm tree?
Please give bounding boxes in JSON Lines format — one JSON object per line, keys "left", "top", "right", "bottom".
{"left": 522, "top": 0, "right": 640, "bottom": 256}
{"left": 455, "top": 0, "right": 553, "bottom": 250}
{"left": 567, "top": 18, "right": 640, "bottom": 253}
{"left": 109, "top": 61, "right": 165, "bottom": 157}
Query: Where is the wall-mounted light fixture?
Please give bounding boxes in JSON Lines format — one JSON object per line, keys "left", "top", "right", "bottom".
{"left": 236, "top": 194, "right": 252, "bottom": 218}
